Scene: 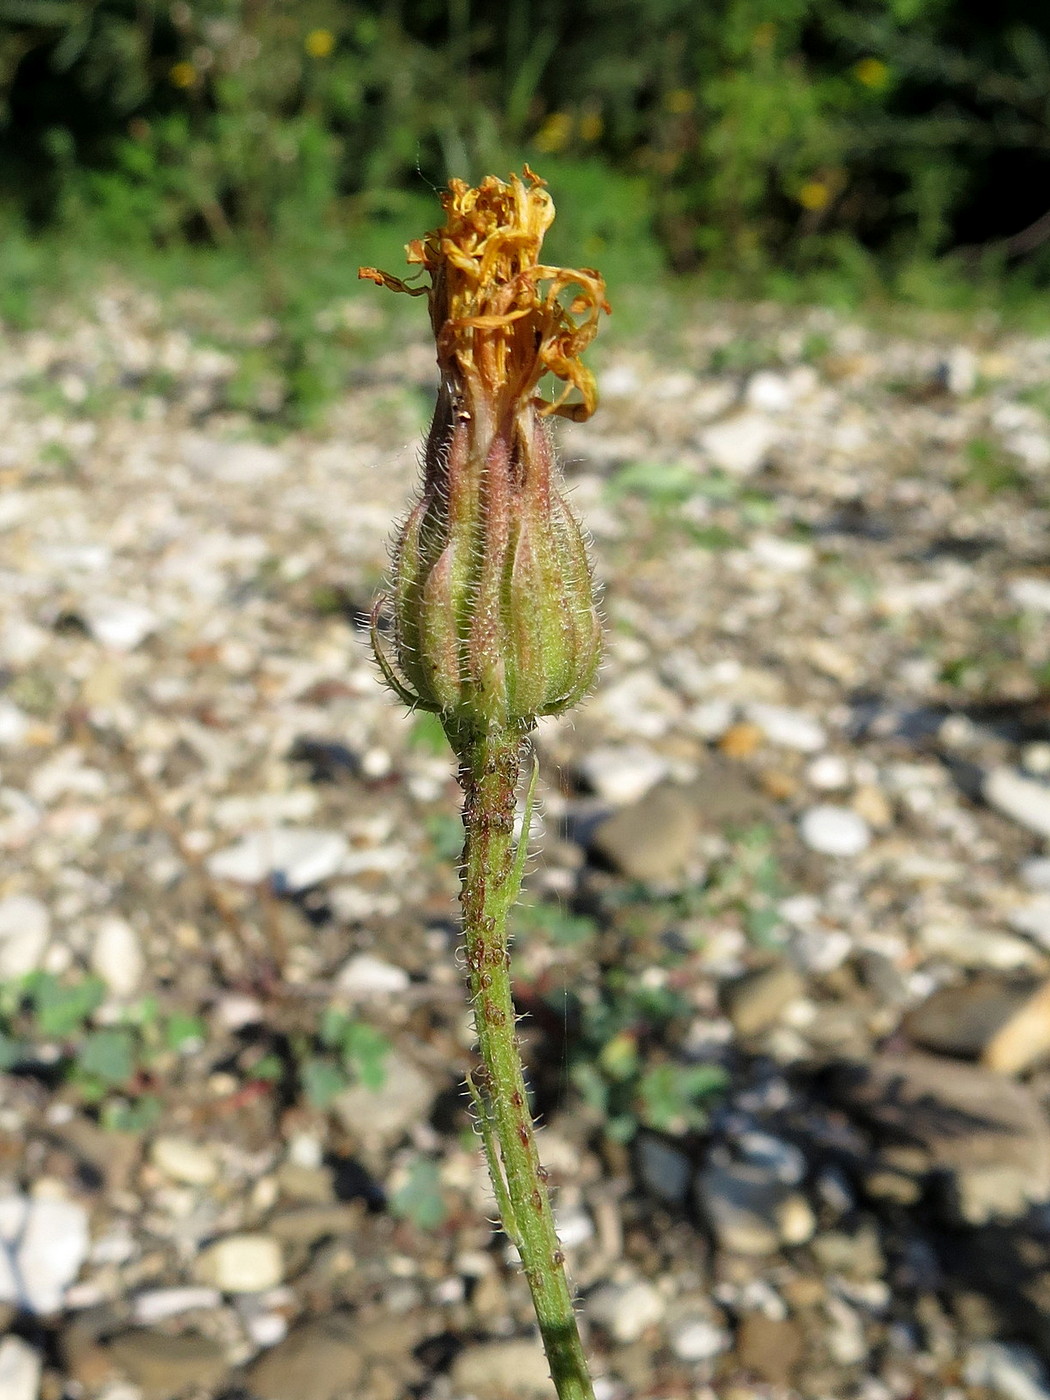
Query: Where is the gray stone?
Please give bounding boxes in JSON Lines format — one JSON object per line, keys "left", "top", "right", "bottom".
{"left": 723, "top": 962, "right": 805, "bottom": 1037}
{"left": 636, "top": 1133, "right": 692, "bottom": 1206}
{"left": 267, "top": 1204, "right": 361, "bottom": 1246}
{"left": 735, "top": 1313, "right": 805, "bottom": 1385}
{"left": 589, "top": 783, "right": 698, "bottom": 882}
{"left": 695, "top": 1161, "right": 809, "bottom": 1255}
{"left": 107, "top": 1330, "right": 228, "bottom": 1400}
{"left": 684, "top": 759, "right": 769, "bottom": 827}
{"left": 244, "top": 1318, "right": 365, "bottom": 1400}
{"left": 736, "top": 1131, "right": 807, "bottom": 1185}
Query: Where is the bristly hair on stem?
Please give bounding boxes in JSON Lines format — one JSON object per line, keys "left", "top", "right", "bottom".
{"left": 360, "top": 169, "right": 607, "bottom": 1400}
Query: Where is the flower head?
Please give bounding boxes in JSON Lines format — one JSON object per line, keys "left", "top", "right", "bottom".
{"left": 360, "top": 169, "right": 608, "bottom": 737}
{"left": 361, "top": 166, "right": 609, "bottom": 425}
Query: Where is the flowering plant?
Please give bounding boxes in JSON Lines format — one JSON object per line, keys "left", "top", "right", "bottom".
{"left": 362, "top": 168, "right": 608, "bottom": 1400}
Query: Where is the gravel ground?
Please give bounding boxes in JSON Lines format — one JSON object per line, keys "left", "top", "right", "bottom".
{"left": 1, "top": 283, "right": 1050, "bottom": 1400}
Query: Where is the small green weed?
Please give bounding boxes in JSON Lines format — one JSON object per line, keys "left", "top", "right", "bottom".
{"left": 0, "top": 972, "right": 203, "bottom": 1117}
{"left": 516, "top": 900, "right": 599, "bottom": 949}
{"left": 963, "top": 436, "right": 1025, "bottom": 495}
{"left": 566, "top": 972, "right": 726, "bottom": 1143}
{"left": 389, "top": 1155, "right": 447, "bottom": 1231}
{"left": 606, "top": 459, "right": 700, "bottom": 508}
{"left": 297, "top": 1008, "right": 393, "bottom": 1109}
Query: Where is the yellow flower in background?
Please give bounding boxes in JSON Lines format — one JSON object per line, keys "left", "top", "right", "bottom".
{"left": 664, "top": 88, "right": 694, "bottom": 115}
{"left": 534, "top": 111, "right": 573, "bottom": 154}
{"left": 169, "top": 61, "right": 196, "bottom": 89}
{"left": 579, "top": 110, "right": 603, "bottom": 143}
{"left": 798, "top": 180, "right": 831, "bottom": 212}
{"left": 753, "top": 21, "right": 776, "bottom": 49}
{"left": 854, "top": 57, "right": 890, "bottom": 90}
{"left": 305, "top": 28, "right": 335, "bottom": 59}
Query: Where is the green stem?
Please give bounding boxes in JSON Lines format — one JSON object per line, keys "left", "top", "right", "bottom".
{"left": 450, "top": 723, "right": 595, "bottom": 1400}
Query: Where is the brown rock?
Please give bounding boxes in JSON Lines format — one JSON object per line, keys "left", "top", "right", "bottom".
{"left": 267, "top": 1203, "right": 362, "bottom": 1246}
{"left": 589, "top": 783, "right": 699, "bottom": 882}
{"left": 449, "top": 1339, "right": 553, "bottom": 1397}
{"left": 904, "top": 976, "right": 1034, "bottom": 1060}
{"left": 244, "top": 1317, "right": 364, "bottom": 1400}
{"left": 719, "top": 723, "right": 763, "bottom": 759}
{"left": 735, "top": 1313, "right": 804, "bottom": 1385}
{"left": 723, "top": 962, "right": 805, "bottom": 1037}
{"left": 107, "top": 1330, "right": 228, "bottom": 1400}
{"left": 833, "top": 1053, "right": 1050, "bottom": 1223}
{"left": 983, "top": 977, "right": 1050, "bottom": 1075}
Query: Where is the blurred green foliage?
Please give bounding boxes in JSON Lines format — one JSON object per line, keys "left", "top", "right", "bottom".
{"left": 1, "top": 0, "right": 1050, "bottom": 286}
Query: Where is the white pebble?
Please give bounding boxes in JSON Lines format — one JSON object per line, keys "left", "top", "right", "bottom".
{"left": 150, "top": 1136, "right": 219, "bottom": 1187}
{"left": 799, "top": 805, "right": 871, "bottom": 857}
{"left": 132, "top": 1285, "right": 223, "bottom": 1324}
{"left": 334, "top": 953, "right": 410, "bottom": 1000}
{"left": 0, "top": 895, "right": 50, "bottom": 979}
{"left": 745, "top": 371, "right": 794, "bottom": 413}
{"left": 747, "top": 703, "right": 826, "bottom": 753}
{"left": 0, "top": 1336, "right": 42, "bottom": 1400}
{"left": 196, "top": 1234, "right": 284, "bottom": 1294}
{"left": 985, "top": 767, "right": 1050, "bottom": 841}
{"left": 90, "top": 916, "right": 144, "bottom": 997}
{"left": 553, "top": 1203, "right": 594, "bottom": 1250}
{"left": 587, "top": 1279, "right": 664, "bottom": 1343}
{"left": 699, "top": 414, "right": 778, "bottom": 477}
{"left": 577, "top": 744, "right": 670, "bottom": 804}
{"left": 965, "top": 1342, "right": 1050, "bottom": 1400}
{"left": 1007, "top": 896, "right": 1050, "bottom": 949}
{"left": 1022, "top": 858, "right": 1050, "bottom": 892}
{"left": 207, "top": 828, "right": 349, "bottom": 891}
{"left": 806, "top": 754, "right": 850, "bottom": 791}
{"left": 5, "top": 1196, "right": 90, "bottom": 1314}
{"left": 668, "top": 1315, "right": 730, "bottom": 1363}
{"left": 80, "top": 596, "right": 158, "bottom": 652}
{"left": 1022, "top": 743, "right": 1050, "bottom": 777}
{"left": 684, "top": 698, "right": 735, "bottom": 741}
{"left": 0, "top": 702, "right": 29, "bottom": 747}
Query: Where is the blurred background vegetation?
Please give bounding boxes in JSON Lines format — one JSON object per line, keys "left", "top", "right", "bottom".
{"left": 3, "top": 0, "right": 1050, "bottom": 412}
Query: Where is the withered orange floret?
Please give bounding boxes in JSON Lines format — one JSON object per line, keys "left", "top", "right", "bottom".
{"left": 360, "top": 166, "right": 609, "bottom": 423}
